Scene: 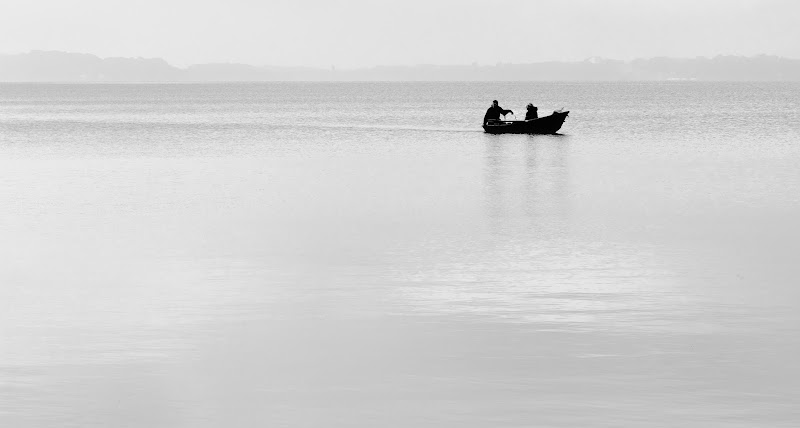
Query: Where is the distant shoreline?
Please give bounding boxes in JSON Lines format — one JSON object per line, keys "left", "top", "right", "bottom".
{"left": 2, "top": 51, "right": 800, "bottom": 82}
{"left": 3, "top": 81, "right": 800, "bottom": 84}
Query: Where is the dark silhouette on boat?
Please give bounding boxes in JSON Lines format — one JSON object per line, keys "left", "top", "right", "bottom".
{"left": 483, "top": 109, "right": 569, "bottom": 134}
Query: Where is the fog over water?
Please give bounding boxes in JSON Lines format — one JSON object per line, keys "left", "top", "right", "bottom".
{"left": 1, "top": 82, "right": 799, "bottom": 427}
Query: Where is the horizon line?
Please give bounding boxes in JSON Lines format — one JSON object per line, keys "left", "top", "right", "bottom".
{"left": 4, "top": 50, "right": 800, "bottom": 70}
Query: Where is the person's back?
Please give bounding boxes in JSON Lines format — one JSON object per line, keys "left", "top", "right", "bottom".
{"left": 525, "top": 103, "right": 538, "bottom": 120}
{"left": 484, "top": 100, "right": 513, "bottom": 124}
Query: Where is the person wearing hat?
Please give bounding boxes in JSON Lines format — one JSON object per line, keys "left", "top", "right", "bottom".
{"left": 483, "top": 100, "right": 513, "bottom": 124}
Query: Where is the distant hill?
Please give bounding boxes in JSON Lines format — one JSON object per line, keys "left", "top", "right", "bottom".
{"left": 2, "top": 51, "right": 799, "bottom": 82}
{"left": 0, "top": 51, "right": 180, "bottom": 82}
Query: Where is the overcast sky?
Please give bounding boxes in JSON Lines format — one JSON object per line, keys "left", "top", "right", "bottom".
{"left": 1, "top": 0, "right": 798, "bottom": 67}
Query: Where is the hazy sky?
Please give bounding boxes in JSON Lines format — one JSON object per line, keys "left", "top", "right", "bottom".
{"left": 1, "top": 0, "right": 799, "bottom": 67}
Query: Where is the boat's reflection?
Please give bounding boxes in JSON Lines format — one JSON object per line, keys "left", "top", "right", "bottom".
{"left": 483, "top": 133, "right": 572, "bottom": 237}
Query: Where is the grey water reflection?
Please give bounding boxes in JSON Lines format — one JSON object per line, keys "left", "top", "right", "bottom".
{"left": 392, "top": 134, "right": 696, "bottom": 333}
{"left": 522, "top": 134, "right": 571, "bottom": 223}
{"left": 4, "top": 83, "right": 800, "bottom": 427}
{"left": 483, "top": 134, "right": 571, "bottom": 233}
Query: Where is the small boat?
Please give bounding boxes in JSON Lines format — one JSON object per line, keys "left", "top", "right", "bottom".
{"left": 483, "top": 110, "right": 569, "bottom": 134}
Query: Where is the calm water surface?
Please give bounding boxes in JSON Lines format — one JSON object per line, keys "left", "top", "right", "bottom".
{"left": 1, "top": 82, "right": 799, "bottom": 427}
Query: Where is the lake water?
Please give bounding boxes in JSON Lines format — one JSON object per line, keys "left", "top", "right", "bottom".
{"left": 1, "top": 82, "right": 799, "bottom": 427}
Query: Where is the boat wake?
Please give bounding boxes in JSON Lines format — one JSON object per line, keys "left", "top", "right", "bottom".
{"left": 272, "top": 122, "right": 482, "bottom": 133}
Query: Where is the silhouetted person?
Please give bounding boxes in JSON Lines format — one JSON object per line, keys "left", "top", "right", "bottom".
{"left": 483, "top": 100, "right": 513, "bottom": 124}
{"left": 525, "top": 103, "right": 538, "bottom": 120}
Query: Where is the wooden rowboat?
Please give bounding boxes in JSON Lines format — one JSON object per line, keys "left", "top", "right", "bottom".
{"left": 483, "top": 110, "right": 569, "bottom": 134}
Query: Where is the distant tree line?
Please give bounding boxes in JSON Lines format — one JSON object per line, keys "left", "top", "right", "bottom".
{"left": 2, "top": 51, "right": 799, "bottom": 82}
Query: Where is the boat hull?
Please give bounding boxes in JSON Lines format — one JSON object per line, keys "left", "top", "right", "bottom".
{"left": 483, "top": 111, "right": 569, "bottom": 134}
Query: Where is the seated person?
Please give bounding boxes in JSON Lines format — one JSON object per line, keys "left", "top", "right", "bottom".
{"left": 525, "top": 103, "right": 538, "bottom": 120}
{"left": 483, "top": 100, "right": 513, "bottom": 124}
